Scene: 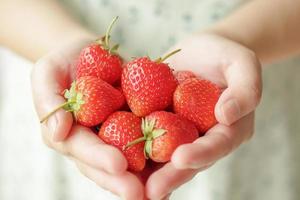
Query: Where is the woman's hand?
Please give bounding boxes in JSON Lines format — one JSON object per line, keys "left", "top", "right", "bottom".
{"left": 31, "top": 38, "right": 145, "bottom": 200}
{"left": 145, "top": 33, "right": 262, "bottom": 199}
{"left": 31, "top": 33, "right": 262, "bottom": 200}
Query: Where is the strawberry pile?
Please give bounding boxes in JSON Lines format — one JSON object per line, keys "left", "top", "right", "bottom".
{"left": 41, "top": 17, "right": 221, "bottom": 172}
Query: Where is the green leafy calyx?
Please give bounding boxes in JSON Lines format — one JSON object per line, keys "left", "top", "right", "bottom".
{"left": 123, "top": 118, "right": 166, "bottom": 159}
{"left": 39, "top": 81, "right": 85, "bottom": 123}
{"left": 64, "top": 82, "right": 85, "bottom": 112}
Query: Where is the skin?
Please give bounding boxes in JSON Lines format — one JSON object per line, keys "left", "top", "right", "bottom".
{"left": 1, "top": 0, "right": 300, "bottom": 199}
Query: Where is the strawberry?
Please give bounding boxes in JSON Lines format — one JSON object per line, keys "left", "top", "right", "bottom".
{"left": 76, "top": 17, "right": 122, "bottom": 84}
{"left": 40, "top": 76, "right": 125, "bottom": 127}
{"left": 125, "top": 111, "right": 198, "bottom": 163}
{"left": 115, "top": 86, "right": 130, "bottom": 111}
{"left": 121, "top": 50, "right": 180, "bottom": 117}
{"left": 99, "top": 111, "right": 146, "bottom": 172}
{"left": 173, "top": 78, "right": 221, "bottom": 134}
{"left": 174, "top": 70, "right": 197, "bottom": 84}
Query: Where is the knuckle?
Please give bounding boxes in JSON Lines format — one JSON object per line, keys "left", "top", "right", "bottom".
{"left": 248, "top": 84, "right": 262, "bottom": 106}
{"left": 34, "top": 57, "right": 49, "bottom": 71}
{"left": 42, "top": 138, "right": 53, "bottom": 149}
{"left": 243, "top": 48, "right": 260, "bottom": 65}
{"left": 199, "top": 162, "right": 215, "bottom": 171}
{"left": 59, "top": 145, "right": 71, "bottom": 157}
{"left": 248, "top": 53, "right": 263, "bottom": 106}
{"left": 41, "top": 132, "right": 71, "bottom": 156}
{"left": 199, "top": 139, "right": 216, "bottom": 159}
{"left": 76, "top": 163, "right": 88, "bottom": 177}
{"left": 240, "top": 48, "right": 262, "bottom": 73}
{"left": 31, "top": 58, "right": 48, "bottom": 84}
{"left": 245, "top": 123, "right": 255, "bottom": 142}
{"left": 75, "top": 162, "right": 92, "bottom": 181}
{"left": 246, "top": 130, "right": 255, "bottom": 141}
{"left": 41, "top": 132, "right": 53, "bottom": 149}
{"left": 246, "top": 49, "right": 257, "bottom": 61}
{"left": 31, "top": 63, "right": 40, "bottom": 83}
{"left": 218, "top": 132, "right": 234, "bottom": 156}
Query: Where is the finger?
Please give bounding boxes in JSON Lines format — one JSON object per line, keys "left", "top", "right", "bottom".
{"left": 42, "top": 125, "right": 128, "bottom": 174}
{"left": 31, "top": 55, "right": 73, "bottom": 142}
{"left": 75, "top": 161, "right": 144, "bottom": 200}
{"left": 215, "top": 51, "right": 262, "bottom": 125}
{"left": 146, "top": 162, "right": 211, "bottom": 200}
{"left": 134, "top": 160, "right": 164, "bottom": 184}
{"left": 172, "top": 112, "right": 254, "bottom": 169}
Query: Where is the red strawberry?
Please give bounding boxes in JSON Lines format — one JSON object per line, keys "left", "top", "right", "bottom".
{"left": 121, "top": 50, "right": 180, "bottom": 117}
{"left": 173, "top": 78, "right": 221, "bottom": 134}
{"left": 125, "top": 111, "right": 198, "bottom": 163}
{"left": 99, "top": 111, "right": 146, "bottom": 172}
{"left": 76, "top": 17, "right": 122, "bottom": 84}
{"left": 40, "top": 76, "right": 125, "bottom": 127}
{"left": 174, "top": 70, "right": 197, "bottom": 84}
{"left": 115, "top": 86, "right": 130, "bottom": 111}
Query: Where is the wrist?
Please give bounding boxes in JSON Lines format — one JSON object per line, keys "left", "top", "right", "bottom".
{"left": 204, "top": 23, "right": 271, "bottom": 65}
{"left": 39, "top": 28, "right": 97, "bottom": 60}
{"left": 50, "top": 27, "right": 97, "bottom": 49}
{"left": 202, "top": 25, "right": 264, "bottom": 62}
{"left": 61, "top": 28, "right": 97, "bottom": 45}
{"left": 203, "top": 25, "right": 250, "bottom": 48}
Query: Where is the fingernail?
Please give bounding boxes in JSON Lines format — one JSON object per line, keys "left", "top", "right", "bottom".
{"left": 47, "top": 115, "right": 57, "bottom": 140}
{"left": 221, "top": 98, "right": 240, "bottom": 125}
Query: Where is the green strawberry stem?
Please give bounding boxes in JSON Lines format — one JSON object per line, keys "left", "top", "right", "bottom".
{"left": 40, "top": 101, "right": 75, "bottom": 123}
{"left": 123, "top": 136, "right": 147, "bottom": 151}
{"left": 104, "top": 16, "right": 119, "bottom": 49}
{"left": 40, "top": 82, "right": 84, "bottom": 123}
{"left": 123, "top": 118, "right": 167, "bottom": 158}
{"left": 94, "top": 17, "right": 119, "bottom": 54}
{"left": 155, "top": 49, "right": 181, "bottom": 63}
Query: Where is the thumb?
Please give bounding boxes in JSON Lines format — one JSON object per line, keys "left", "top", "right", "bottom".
{"left": 215, "top": 53, "right": 262, "bottom": 125}
{"left": 31, "top": 57, "right": 73, "bottom": 142}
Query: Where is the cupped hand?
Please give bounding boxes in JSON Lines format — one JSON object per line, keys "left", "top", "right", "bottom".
{"left": 31, "top": 38, "right": 144, "bottom": 200}
{"left": 31, "top": 33, "right": 262, "bottom": 200}
{"left": 145, "top": 33, "right": 262, "bottom": 199}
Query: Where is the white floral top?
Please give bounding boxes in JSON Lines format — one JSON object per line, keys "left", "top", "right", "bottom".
{"left": 0, "top": 0, "right": 299, "bottom": 200}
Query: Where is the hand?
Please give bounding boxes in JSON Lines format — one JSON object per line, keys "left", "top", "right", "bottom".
{"left": 31, "top": 38, "right": 145, "bottom": 200}
{"left": 31, "top": 33, "right": 262, "bottom": 200}
{"left": 145, "top": 33, "right": 262, "bottom": 199}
